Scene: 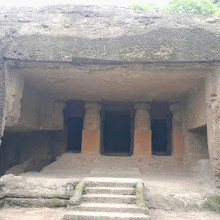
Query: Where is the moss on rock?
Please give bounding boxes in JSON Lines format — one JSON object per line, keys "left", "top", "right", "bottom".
{"left": 45, "top": 198, "right": 68, "bottom": 208}
{"left": 136, "top": 198, "right": 147, "bottom": 207}
{"left": 202, "top": 196, "right": 220, "bottom": 213}
{"left": 135, "top": 182, "right": 147, "bottom": 207}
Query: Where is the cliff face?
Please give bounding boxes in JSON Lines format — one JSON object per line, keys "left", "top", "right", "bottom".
{"left": 0, "top": 4, "right": 219, "bottom": 64}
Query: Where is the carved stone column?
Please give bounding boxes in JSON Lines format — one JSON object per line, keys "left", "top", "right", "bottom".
{"left": 205, "top": 71, "right": 220, "bottom": 187}
{"left": 81, "top": 102, "right": 101, "bottom": 155}
{"left": 169, "top": 102, "right": 184, "bottom": 157}
{"left": 133, "top": 103, "right": 151, "bottom": 156}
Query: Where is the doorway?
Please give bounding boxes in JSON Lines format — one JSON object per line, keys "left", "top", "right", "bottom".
{"left": 67, "top": 117, "right": 83, "bottom": 152}
{"left": 150, "top": 102, "right": 172, "bottom": 156}
{"left": 103, "top": 111, "right": 131, "bottom": 156}
{"left": 151, "top": 120, "right": 168, "bottom": 154}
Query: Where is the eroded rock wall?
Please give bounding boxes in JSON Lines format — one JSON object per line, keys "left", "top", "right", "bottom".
{"left": 39, "top": 98, "right": 65, "bottom": 130}
{"left": 0, "top": 68, "right": 66, "bottom": 175}
{"left": 16, "top": 85, "right": 41, "bottom": 130}
{"left": 184, "top": 81, "right": 207, "bottom": 130}
{"left": 4, "top": 82, "right": 65, "bottom": 131}
{"left": 0, "top": 130, "right": 67, "bottom": 176}
{"left": 0, "top": 17, "right": 19, "bottom": 143}
{"left": 0, "top": 35, "right": 7, "bottom": 144}
{"left": 0, "top": 174, "right": 77, "bottom": 208}
{"left": 182, "top": 80, "right": 209, "bottom": 159}
{"left": 205, "top": 69, "right": 220, "bottom": 187}
{"left": 4, "top": 63, "right": 24, "bottom": 127}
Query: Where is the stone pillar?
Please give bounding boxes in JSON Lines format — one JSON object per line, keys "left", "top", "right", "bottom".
{"left": 205, "top": 71, "right": 220, "bottom": 187}
{"left": 133, "top": 103, "right": 151, "bottom": 157}
{"left": 169, "top": 102, "right": 184, "bottom": 157}
{"left": 81, "top": 102, "right": 101, "bottom": 155}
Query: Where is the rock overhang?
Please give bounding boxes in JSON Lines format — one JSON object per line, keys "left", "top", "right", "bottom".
{"left": 0, "top": 4, "right": 220, "bottom": 64}
{"left": 5, "top": 59, "right": 213, "bottom": 101}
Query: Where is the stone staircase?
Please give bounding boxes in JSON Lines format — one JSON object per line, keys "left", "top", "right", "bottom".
{"left": 63, "top": 177, "right": 150, "bottom": 220}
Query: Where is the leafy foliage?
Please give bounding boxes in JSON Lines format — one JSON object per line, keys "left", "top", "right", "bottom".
{"left": 165, "top": 0, "right": 220, "bottom": 16}
{"left": 129, "top": 0, "right": 220, "bottom": 16}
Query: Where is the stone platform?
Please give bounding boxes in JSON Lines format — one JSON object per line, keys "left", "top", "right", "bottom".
{"left": 36, "top": 152, "right": 191, "bottom": 178}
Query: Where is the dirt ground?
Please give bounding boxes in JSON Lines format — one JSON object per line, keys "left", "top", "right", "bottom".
{"left": 150, "top": 210, "right": 220, "bottom": 220}
{"left": 0, "top": 208, "right": 65, "bottom": 220}
{"left": 0, "top": 208, "right": 219, "bottom": 220}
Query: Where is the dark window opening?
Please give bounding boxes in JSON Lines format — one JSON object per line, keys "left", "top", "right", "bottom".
{"left": 64, "top": 100, "right": 85, "bottom": 153}
{"left": 67, "top": 117, "right": 83, "bottom": 152}
{"left": 103, "top": 111, "right": 131, "bottom": 156}
{"left": 150, "top": 102, "right": 172, "bottom": 156}
{"left": 152, "top": 120, "right": 169, "bottom": 155}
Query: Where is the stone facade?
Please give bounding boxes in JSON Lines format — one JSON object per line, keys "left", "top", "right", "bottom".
{"left": 0, "top": 4, "right": 219, "bottom": 187}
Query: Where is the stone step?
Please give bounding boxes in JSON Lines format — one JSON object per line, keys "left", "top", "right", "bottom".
{"left": 82, "top": 194, "right": 136, "bottom": 204}
{"left": 84, "top": 177, "right": 138, "bottom": 188}
{"left": 85, "top": 186, "right": 135, "bottom": 195}
{"left": 90, "top": 167, "right": 142, "bottom": 178}
{"left": 63, "top": 211, "right": 150, "bottom": 220}
{"left": 71, "top": 203, "right": 148, "bottom": 214}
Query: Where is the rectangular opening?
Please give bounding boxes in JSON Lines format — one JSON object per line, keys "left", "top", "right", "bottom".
{"left": 150, "top": 102, "right": 172, "bottom": 156}
{"left": 151, "top": 120, "right": 168, "bottom": 154}
{"left": 189, "top": 125, "right": 209, "bottom": 159}
{"left": 103, "top": 111, "right": 131, "bottom": 156}
{"left": 67, "top": 117, "right": 83, "bottom": 152}
{"left": 64, "top": 100, "right": 85, "bottom": 153}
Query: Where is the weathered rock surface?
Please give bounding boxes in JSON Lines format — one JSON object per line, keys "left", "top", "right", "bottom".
{"left": 205, "top": 71, "right": 220, "bottom": 187}
{"left": 146, "top": 191, "right": 220, "bottom": 212}
{"left": 4, "top": 157, "right": 51, "bottom": 176}
{"left": 0, "top": 174, "right": 78, "bottom": 208}
{"left": 0, "top": 5, "right": 219, "bottom": 63}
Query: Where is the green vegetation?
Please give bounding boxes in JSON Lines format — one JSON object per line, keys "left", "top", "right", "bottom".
{"left": 46, "top": 198, "right": 68, "bottom": 208}
{"left": 136, "top": 198, "right": 147, "bottom": 207}
{"left": 74, "top": 183, "right": 84, "bottom": 194}
{"left": 135, "top": 183, "right": 147, "bottom": 207}
{"left": 166, "top": 0, "right": 220, "bottom": 16}
{"left": 129, "top": 0, "right": 220, "bottom": 16}
{"left": 129, "top": 3, "right": 159, "bottom": 12}
{"left": 202, "top": 196, "right": 220, "bottom": 213}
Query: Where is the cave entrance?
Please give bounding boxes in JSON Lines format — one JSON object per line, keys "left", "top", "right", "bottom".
{"left": 150, "top": 102, "right": 172, "bottom": 156}
{"left": 151, "top": 120, "right": 168, "bottom": 154}
{"left": 103, "top": 111, "right": 131, "bottom": 156}
{"left": 64, "top": 100, "right": 85, "bottom": 153}
{"left": 67, "top": 117, "right": 83, "bottom": 152}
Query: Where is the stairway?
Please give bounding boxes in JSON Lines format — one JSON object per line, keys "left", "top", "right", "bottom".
{"left": 63, "top": 177, "right": 150, "bottom": 220}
